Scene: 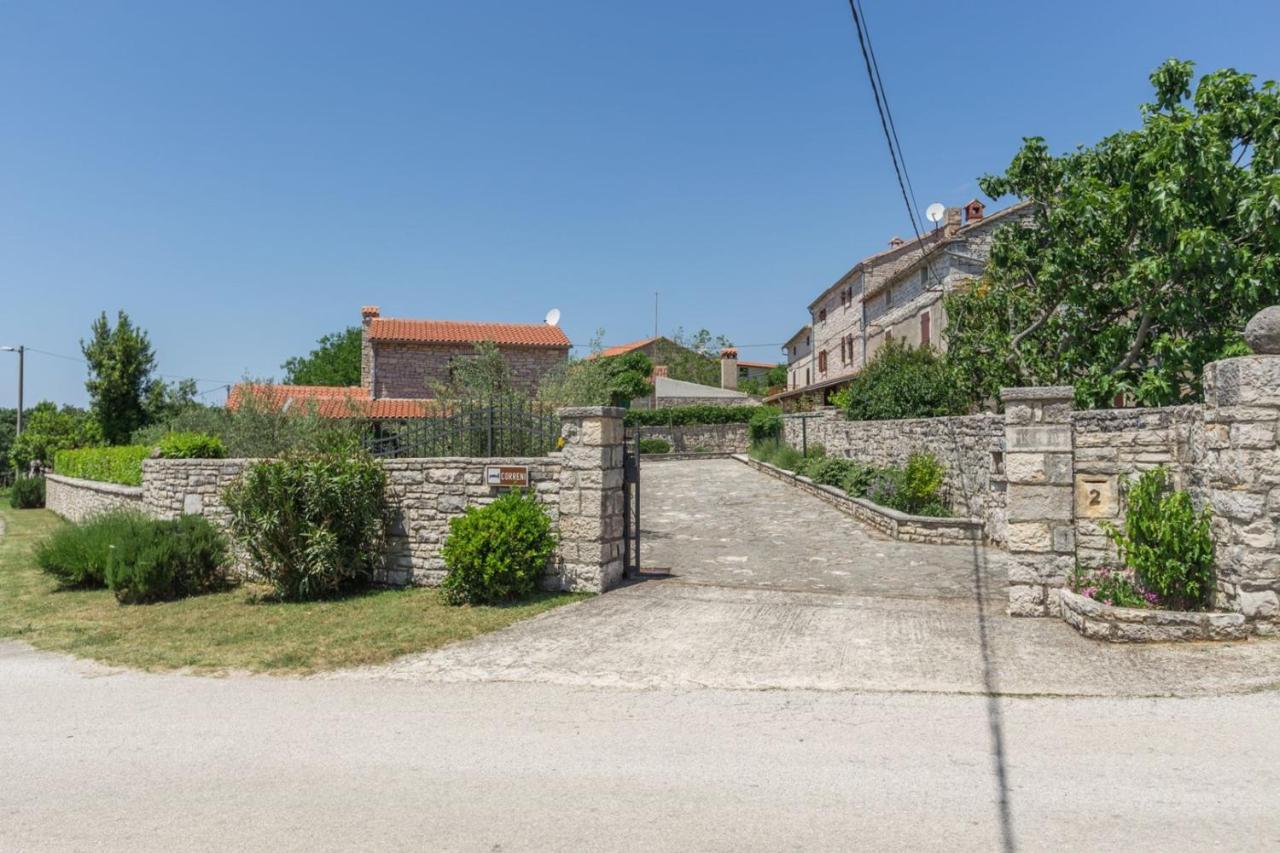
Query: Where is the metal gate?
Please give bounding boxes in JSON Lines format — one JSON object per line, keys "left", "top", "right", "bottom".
{"left": 622, "top": 433, "right": 641, "bottom": 577}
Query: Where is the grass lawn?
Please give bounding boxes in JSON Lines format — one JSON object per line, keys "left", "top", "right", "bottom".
{"left": 0, "top": 504, "right": 585, "bottom": 674}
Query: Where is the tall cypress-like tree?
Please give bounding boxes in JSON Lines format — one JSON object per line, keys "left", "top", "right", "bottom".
{"left": 82, "top": 310, "right": 158, "bottom": 444}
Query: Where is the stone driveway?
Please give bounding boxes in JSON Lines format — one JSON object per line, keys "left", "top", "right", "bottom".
{"left": 352, "top": 459, "right": 1280, "bottom": 696}
{"left": 639, "top": 456, "right": 1008, "bottom": 599}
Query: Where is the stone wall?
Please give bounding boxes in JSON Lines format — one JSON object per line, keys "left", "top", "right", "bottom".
{"left": 741, "top": 455, "right": 983, "bottom": 545}
{"left": 782, "top": 408, "right": 1007, "bottom": 543}
{"left": 1071, "top": 405, "right": 1201, "bottom": 566}
{"left": 371, "top": 341, "right": 566, "bottom": 399}
{"left": 46, "top": 473, "right": 143, "bottom": 523}
{"left": 1198, "top": 356, "right": 1280, "bottom": 627}
{"left": 139, "top": 408, "right": 628, "bottom": 594}
{"left": 629, "top": 423, "right": 749, "bottom": 454}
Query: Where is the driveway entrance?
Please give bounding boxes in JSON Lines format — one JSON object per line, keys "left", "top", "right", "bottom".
{"left": 640, "top": 457, "right": 1008, "bottom": 600}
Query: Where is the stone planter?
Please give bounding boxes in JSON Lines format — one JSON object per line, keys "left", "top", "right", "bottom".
{"left": 736, "top": 454, "right": 983, "bottom": 545}
{"left": 1058, "top": 588, "right": 1248, "bottom": 643}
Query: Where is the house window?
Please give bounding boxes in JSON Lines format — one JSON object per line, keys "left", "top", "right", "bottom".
{"left": 840, "top": 337, "right": 847, "bottom": 365}
{"left": 885, "top": 288, "right": 893, "bottom": 309}
{"left": 818, "top": 350, "right": 827, "bottom": 373}
{"left": 805, "top": 368, "right": 810, "bottom": 385}
{"left": 921, "top": 312, "right": 931, "bottom": 347}
{"left": 818, "top": 308, "right": 827, "bottom": 323}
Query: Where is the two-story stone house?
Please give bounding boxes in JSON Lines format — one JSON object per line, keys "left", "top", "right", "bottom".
{"left": 230, "top": 306, "right": 571, "bottom": 418}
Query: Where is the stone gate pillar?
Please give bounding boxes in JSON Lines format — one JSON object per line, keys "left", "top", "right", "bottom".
{"left": 1002, "top": 386, "right": 1076, "bottom": 616}
{"left": 554, "top": 406, "right": 627, "bottom": 593}
{"left": 1199, "top": 307, "right": 1280, "bottom": 630}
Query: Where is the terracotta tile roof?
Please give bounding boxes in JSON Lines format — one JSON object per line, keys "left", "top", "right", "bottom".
{"left": 367, "top": 317, "right": 570, "bottom": 348}
{"left": 588, "top": 337, "right": 661, "bottom": 359}
{"left": 736, "top": 360, "right": 778, "bottom": 370}
{"left": 227, "top": 384, "right": 437, "bottom": 419}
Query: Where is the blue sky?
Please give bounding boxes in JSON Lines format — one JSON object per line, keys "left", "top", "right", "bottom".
{"left": 3, "top": 0, "right": 1279, "bottom": 407}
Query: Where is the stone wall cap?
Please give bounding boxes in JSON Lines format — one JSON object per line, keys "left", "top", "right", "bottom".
{"left": 1245, "top": 305, "right": 1280, "bottom": 354}
{"left": 556, "top": 406, "right": 626, "bottom": 419}
{"left": 1000, "top": 385, "right": 1076, "bottom": 402}
{"left": 45, "top": 472, "right": 144, "bottom": 498}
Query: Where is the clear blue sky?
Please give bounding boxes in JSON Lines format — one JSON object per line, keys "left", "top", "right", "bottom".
{"left": 3, "top": 0, "right": 1279, "bottom": 407}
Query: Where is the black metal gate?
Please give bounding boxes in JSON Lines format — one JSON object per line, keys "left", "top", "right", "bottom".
{"left": 622, "top": 433, "right": 641, "bottom": 577}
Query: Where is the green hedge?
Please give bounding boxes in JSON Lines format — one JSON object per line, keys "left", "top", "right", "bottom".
{"left": 624, "top": 404, "right": 775, "bottom": 427}
{"left": 154, "top": 432, "right": 226, "bottom": 459}
{"left": 53, "top": 446, "right": 150, "bottom": 487}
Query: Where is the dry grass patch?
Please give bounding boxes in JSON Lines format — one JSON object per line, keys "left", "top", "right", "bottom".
{"left": 0, "top": 505, "right": 585, "bottom": 674}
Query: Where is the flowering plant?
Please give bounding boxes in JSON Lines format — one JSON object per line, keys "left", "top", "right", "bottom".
{"left": 1069, "top": 565, "right": 1160, "bottom": 609}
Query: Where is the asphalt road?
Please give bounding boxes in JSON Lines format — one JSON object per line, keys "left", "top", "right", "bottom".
{"left": 3, "top": 641, "right": 1279, "bottom": 853}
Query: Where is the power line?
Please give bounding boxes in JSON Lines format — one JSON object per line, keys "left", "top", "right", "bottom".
{"left": 23, "top": 347, "right": 238, "bottom": 386}
{"left": 844, "top": 0, "right": 948, "bottom": 292}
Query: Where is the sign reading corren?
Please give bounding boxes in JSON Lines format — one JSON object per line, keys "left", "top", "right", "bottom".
{"left": 486, "top": 465, "right": 530, "bottom": 489}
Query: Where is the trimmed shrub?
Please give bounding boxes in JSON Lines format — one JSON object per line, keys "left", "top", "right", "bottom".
{"left": 54, "top": 446, "right": 149, "bottom": 486}
{"left": 638, "top": 437, "right": 671, "bottom": 454}
{"left": 1105, "top": 467, "right": 1214, "bottom": 610}
{"left": 223, "top": 450, "right": 387, "bottom": 600}
{"left": 624, "top": 405, "right": 770, "bottom": 428}
{"left": 834, "top": 340, "right": 968, "bottom": 422}
{"left": 10, "top": 475, "right": 45, "bottom": 508}
{"left": 105, "top": 515, "right": 229, "bottom": 604}
{"left": 36, "top": 510, "right": 228, "bottom": 601}
{"left": 441, "top": 490, "right": 557, "bottom": 605}
{"left": 868, "top": 452, "right": 949, "bottom": 516}
{"left": 37, "top": 510, "right": 152, "bottom": 587}
{"left": 154, "top": 432, "right": 227, "bottom": 459}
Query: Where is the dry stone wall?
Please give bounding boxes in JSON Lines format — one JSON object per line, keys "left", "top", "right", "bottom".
{"left": 1071, "top": 405, "right": 1201, "bottom": 566}
{"left": 782, "top": 409, "right": 1007, "bottom": 543}
{"left": 139, "top": 408, "right": 628, "bottom": 595}
{"left": 630, "top": 423, "right": 749, "bottom": 454}
{"left": 45, "top": 473, "right": 143, "bottom": 522}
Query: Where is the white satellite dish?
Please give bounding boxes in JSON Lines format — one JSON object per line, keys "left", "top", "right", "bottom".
{"left": 925, "top": 202, "right": 946, "bottom": 225}
{"left": 544, "top": 308, "right": 561, "bottom": 326}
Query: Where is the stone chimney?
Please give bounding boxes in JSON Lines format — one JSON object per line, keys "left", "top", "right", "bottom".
{"left": 720, "top": 348, "right": 739, "bottom": 391}
{"left": 360, "top": 306, "right": 380, "bottom": 393}
{"left": 944, "top": 207, "right": 963, "bottom": 237}
{"left": 964, "top": 199, "right": 985, "bottom": 224}
{"left": 888, "top": 236, "right": 906, "bottom": 248}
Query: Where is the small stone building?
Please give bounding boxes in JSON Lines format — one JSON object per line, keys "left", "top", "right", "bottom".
{"left": 230, "top": 306, "right": 570, "bottom": 417}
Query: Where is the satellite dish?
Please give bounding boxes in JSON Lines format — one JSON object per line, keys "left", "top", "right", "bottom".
{"left": 925, "top": 203, "right": 946, "bottom": 225}
{"left": 544, "top": 308, "right": 561, "bottom": 326}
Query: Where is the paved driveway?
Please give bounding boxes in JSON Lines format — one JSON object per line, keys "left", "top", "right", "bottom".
{"left": 357, "top": 459, "right": 1280, "bottom": 697}
{"left": 640, "top": 457, "right": 1008, "bottom": 599}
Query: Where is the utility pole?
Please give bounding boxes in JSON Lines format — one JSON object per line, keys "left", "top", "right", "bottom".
{"left": 1, "top": 345, "right": 21, "bottom": 437}
{"left": 654, "top": 292, "right": 659, "bottom": 340}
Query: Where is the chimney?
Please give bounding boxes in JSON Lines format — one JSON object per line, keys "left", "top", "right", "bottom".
{"left": 964, "top": 198, "right": 986, "bottom": 224}
{"left": 360, "top": 306, "right": 380, "bottom": 394}
{"left": 944, "top": 207, "right": 963, "bottom": 237}
{"left": 651, "top": 365, "right": 669, "bottom": 379}
{"left": 888, "top": 236, "right": 905, "bottom": 248}
{"left": 720, "top": 348, "right": 739, "bottom": 391}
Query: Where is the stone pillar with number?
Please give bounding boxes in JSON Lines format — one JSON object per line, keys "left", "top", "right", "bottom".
{"left": 554, "top": 406, "right": 627, "bottom": 593}
{"left": 1002, "top": 386, "right": 1076, "bottom": 616}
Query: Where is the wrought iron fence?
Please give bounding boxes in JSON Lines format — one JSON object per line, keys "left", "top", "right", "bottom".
{"left": 362, "top": 398, "right": 561, "bottom": 459}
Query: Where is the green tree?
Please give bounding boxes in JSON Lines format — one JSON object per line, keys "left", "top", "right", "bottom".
{"left": 740, "top": 364, "right": 786, "bottom": 396}
{"left": 538, "top": 330, "right": 653, "bottom": 407}
{"left": 833, "top": 340, "right": 968, "bottom": 421}
{"left": 8, "top": 402, "right": 101, "bottom": 471}
{"left": 945, "top": 59, "right": 1280, "bottom": 408}
{"left": 82, "top": 311, "right": 159, "bottom": 444}
{"left": 0, "top": 408, "right": 15, "bottom": 471}
{"left": 281, "top": 327, "right": 363, "bottom": 387}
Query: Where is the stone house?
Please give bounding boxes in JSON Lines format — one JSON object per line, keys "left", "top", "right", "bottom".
{"left": 231, "top": 306, "right": 570, "bottom": 418}
{"left": 769, "top": 199, "right": 1030, "bottom": 410}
